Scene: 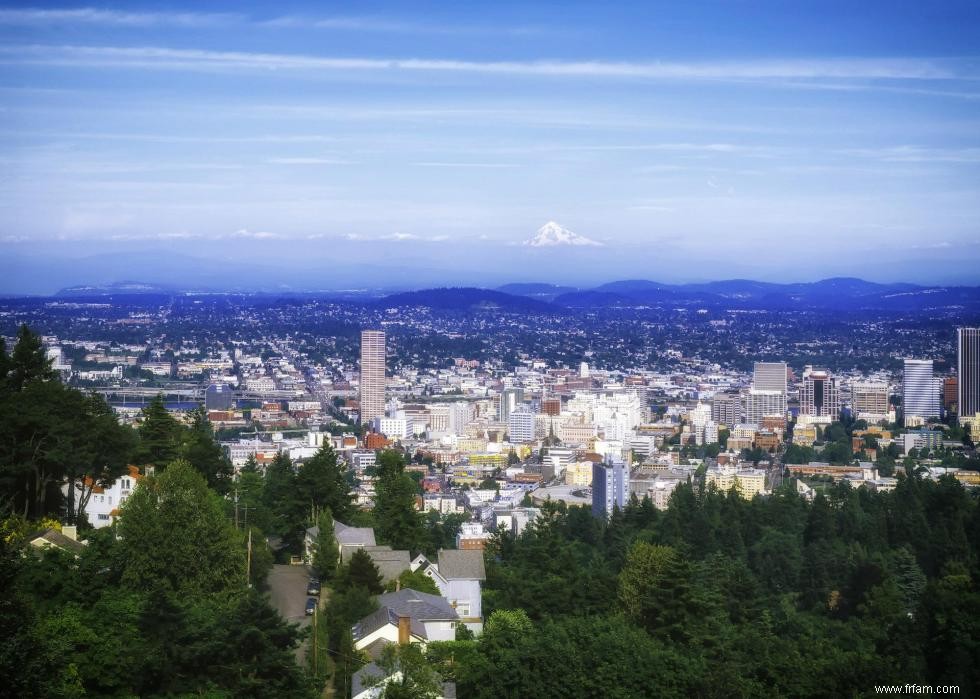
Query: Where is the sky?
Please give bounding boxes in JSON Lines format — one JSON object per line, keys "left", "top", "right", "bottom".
{"left": 1, "top": 1, "right": 979, "bottom": 293}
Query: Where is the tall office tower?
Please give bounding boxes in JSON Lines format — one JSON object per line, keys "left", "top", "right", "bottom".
{"left": 743, "top": 389, "right": 786, "bottom": 424}
{"left": 903, "top": 359, "right": 940, "bottom": 423}
{"left": 851, "top": 381, "right": 889, "bottom": 418}
{"left": 507, "top": 406, "right": 535, "bottom": 443}
{"left": 799, "top": 366, "right": 841, "bottom": 421}
{"left": 498, "top": 387, "right": 525, "bottom": 422}
{"left": 959, "top": 328, "right": 980, "bottom": 420}
{"left": 711, "top": 390, "right": 740, "bottom": 427}
{"left": 753, "top": 362, "right": 788, "bottom": 394}
{"left": 359, "top": 330, "right": 386, "bottom": 424}
{"left": 592, "top": 457, "right": 628, "bottom": 519}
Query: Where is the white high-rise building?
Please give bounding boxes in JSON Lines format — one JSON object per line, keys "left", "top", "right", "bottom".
{"left": 507, "top": 407, "right": 535, "bottom": 443}
{"left": 579, "top": 361, "right": 590, "bottom": 378}
{"left": 903, "top": 359, "right": 940, "bottom": 423}
{"left": 753, "top": 362, "right": 788, "bottom": 394}
{"left": 743, "top": 389, "right": 786, "bottom": 424}
{"left": 592, "top": 457, "right": 628, "bottom": 519}
{"left": 359, "top": 330, "right": 386, "bottom": 424}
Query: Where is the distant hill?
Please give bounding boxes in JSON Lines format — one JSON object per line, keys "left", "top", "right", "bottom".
{"left": 496, "top": 283, "right": 579, "bottom": 302}
{"left": 378, "top": 287, "right": 558, "bottom": 313}
{"left": 550, "top": 277, "right": 980, "bottom": 311}
{"left": 56, "top": 281, "right": 177, "bottom": 296}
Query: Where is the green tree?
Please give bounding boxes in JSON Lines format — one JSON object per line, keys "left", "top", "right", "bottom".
{"left": 346, "top": 548, "right": 385, "bottom": 594}
{"left": 178, "top": 407, "right": 233, "bottom": 494}
{"left": 312, "top": 508, "right": 339, "bottom": 581}
{"left": 366, "top": 643, "right": 444, "bottom": 699}
{"left": 385, "top": 568, "right": 441, "bottom": 596}
{"left": 374, "top": 450, "right": 426, "bottom": 553}
{"left": 134, "top": 395, "right": 181, "bottom": 468}
{"left": 116, "top": 459, "right": 246, "bottom": 594}
{"left": 297, "top": 444, "right": 355, "bottom": 522}
{"left": 6, "top": 324, "right": 57, "bottom": 392}
{"left": 262, "top": 452, "right": 305, "bottom": 553}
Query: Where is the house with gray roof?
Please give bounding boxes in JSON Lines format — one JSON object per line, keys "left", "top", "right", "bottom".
{"left": 411, "top": 549, "right": 486, "bottom": 633}
{"left": 303, "top": 519, "right": 377, "bottom": 565}
{"left": 352, "top": 588, "right": 459, "bottom": 660}
{"left": 352, "top": 661, "right": 456, "bottom": 699}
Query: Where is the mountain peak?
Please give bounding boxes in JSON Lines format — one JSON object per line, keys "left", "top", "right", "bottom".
{"left": 524, "top": 221, "right": 603, "bottom": 247}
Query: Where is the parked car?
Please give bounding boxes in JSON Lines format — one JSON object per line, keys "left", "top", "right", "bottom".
{"left": 307, "top": 578, "right": 321, "bottom": 596}
{"left": 305, "top": 597, "right": 318, "bottom": 616}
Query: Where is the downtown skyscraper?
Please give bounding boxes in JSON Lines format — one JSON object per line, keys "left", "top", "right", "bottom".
{"left": 903, "top": 358, "right": 940, "bottom": 424}
{"left": 359, "top": 329, "right": 386, "bottom": 424}
{"left": 959, "top": 327, "right": 980, "bottom": 422}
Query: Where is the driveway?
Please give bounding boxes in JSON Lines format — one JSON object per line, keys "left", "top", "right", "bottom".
{"left": 267, "top": 564, "right": 314, "bottom": 665}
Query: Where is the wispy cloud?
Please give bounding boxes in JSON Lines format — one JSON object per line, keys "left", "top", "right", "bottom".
{"left": 0, "top": 8, "right": 239, "bottom": 28}
{"left": 267, "top": 157, "right": 355, "bottom": 165}
{"left": 231, "top": 228, "right": 280, "bottom": 239}
{"left": 414, "top": 162, "right": 521, "bottom": 168}
{"left": 263, "top": 15, "right": 550, "bottom": 37}
{"left": 842, "top": 145, "right": 980, "bottom": 163}
{"left": 1, "top": 45, "right": 972, "bottom": 83}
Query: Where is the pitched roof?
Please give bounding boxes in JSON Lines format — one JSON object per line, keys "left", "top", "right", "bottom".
{"left": 334, "top": 520, "right": 377, "bottom": 547}
{"left": 351, "top": 605, "right": 427, "bottom": 643}
{"left": 437, "top": 549, "right": 486, "bottom": 581}
{"left": 28, "top": 528, "right": 86, "bottom": 555}
{"left": 365, "top": 547, "right": 411, "bottom": 583}
{"left": 378, "top": 588, "right": 459, "bottom": 622}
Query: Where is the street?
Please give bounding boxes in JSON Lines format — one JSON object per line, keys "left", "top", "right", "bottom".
{"left": 266, "top": 564, "right": 313, "bottom": 665}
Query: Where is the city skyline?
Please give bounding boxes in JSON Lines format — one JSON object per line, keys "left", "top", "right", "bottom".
{"left": 1, "top": 1, "right": 979, "bottom": 286}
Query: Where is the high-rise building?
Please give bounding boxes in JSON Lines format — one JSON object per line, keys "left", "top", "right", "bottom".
{"left": 743, "top": 389, "right": 786, "bottom": 424}
{"left": 711, "top": 390, "right": 740, "bottom": 427}
{"left": 958, "top": 328, "right": 980, "bottom": 420}
{"left": 497, "top": 387, "right": 525, "bottom": 422}
{"left": 359, "top": 330, "right": 386, "bottom": 424}
{"left": 903, "top": 359, "right": 940, "bottom": 423}
{"left": 753, "top": 362, "right": 788, "bottom": 394}
{"left": 506, "top": 407, "right": 535, "bottom": 443}
{"left": 799, "top": 366, "right": 840, "bottom": 422}
{"left": 851, "top": 382, "right": 889, "bottom": 419}
{"left": 592, "top": 457, "right": 628, "bottom": 519}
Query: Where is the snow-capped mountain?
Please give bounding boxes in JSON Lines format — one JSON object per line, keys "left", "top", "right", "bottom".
{"left": 524, "top": 221, "right": 603, "bottom": 247}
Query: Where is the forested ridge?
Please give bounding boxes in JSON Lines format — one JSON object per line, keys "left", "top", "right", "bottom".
{"left": 2, "top": 324, "right": 979, "bottom": 697}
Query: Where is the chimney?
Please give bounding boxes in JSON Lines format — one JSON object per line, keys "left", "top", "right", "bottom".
{"left": 62, "top": 525, "right": 77, "bottom": 541}
{"left": 397, "top": 614, "right": 411, "bottom": 645}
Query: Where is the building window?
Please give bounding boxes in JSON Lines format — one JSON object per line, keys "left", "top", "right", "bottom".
{"left": 98, "top": 514, "right": 110, "bottom": 520}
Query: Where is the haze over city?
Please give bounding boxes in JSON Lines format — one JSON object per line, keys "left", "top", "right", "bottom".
{"left": 2, "top": 1, "right": 980, "bottom": 292}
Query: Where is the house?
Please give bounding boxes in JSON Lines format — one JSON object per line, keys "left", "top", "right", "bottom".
{"left": 304, "top": 519, "right": 377, "bottom": 565}
{"left": 410, "top": 549, "right": 486, "bottom": 633}
{"left": 351, "top": 663, "right": 456, "bottom": 699}
{"left": 63, "top": 465, "right": 141, "bottom": 529}
{"left": 352, "top": 589, "right": 459, "bottom": 660}
{"left": 346, "top": 546, "right": 411, "bottom": 583}
{"left": 28, "top": 525, "right": 86, "bottom": 557}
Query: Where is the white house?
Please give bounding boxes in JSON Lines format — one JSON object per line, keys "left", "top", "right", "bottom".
{"left": 62, "top": 465, "right": 141, "bottom": 529}
{"left": 351, "top": 589, "right": 459, "bottom": 660}
{"left": 410, "top": 549, "right": 486, "bottom": 634}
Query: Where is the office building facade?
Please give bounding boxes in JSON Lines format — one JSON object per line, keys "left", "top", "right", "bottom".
{"left": 592, "top": 458, "right": 628, "bottom": 519}
{"left": 903, "top": 359, "right": 940, "bottom": 423}
{"left": 359, "top": 330, "right": 386, "bottom": 424}
{"left": 799, "top": 366, "right": 840, "bottom": 422}
{"left": 959, "top": 328, "right": 980, "bottom": 420}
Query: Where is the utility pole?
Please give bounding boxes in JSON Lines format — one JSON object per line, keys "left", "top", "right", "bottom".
{"left": 246, "top": 528, "right": 252, "bottom": 588}
{"left": 234, "top": 485, "right": 239, "bottom": 530}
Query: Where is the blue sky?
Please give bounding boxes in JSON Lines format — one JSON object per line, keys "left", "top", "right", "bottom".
{"left": 1, "top": 1, "right": 979, "bottom": 291}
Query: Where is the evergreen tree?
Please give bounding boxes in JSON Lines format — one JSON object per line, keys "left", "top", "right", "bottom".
{"left": 134, "top": 395, "right": 181, "bottom": 468}
{"left": 6, "top": 324, "right": 57, "bottom": 392}
{"left": 179, "top": 407, "right": 233, "bottom": 493}
{"left": 297, "top": 444, "right": 355, "bottom": 522}
{"left": 262, "top": 452, "right": 305, "bottom": 552}
{"left": 312, "top": 508, "right": 339, "bottom": 581}
{"left": 374, "top": 450, "right": 426, "bottom": 553}
{"left": 346, "top": 548, "right": 384, "bottom": 594}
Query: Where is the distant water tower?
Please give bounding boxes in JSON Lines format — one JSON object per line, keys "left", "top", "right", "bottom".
{"left": 579, "top": 361, "right": 590, "bottom": 379}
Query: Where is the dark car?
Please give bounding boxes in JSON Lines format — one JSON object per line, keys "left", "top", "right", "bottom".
{"left": 305, "top": 597, "right": 318, "bottom": 616}
{"left": 307, "top": 578, "right": 321, "bottom": 596}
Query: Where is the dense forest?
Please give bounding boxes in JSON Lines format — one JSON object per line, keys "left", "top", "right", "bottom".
{"left": 3, "top": 324, "right": 980, "bottom": 697}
